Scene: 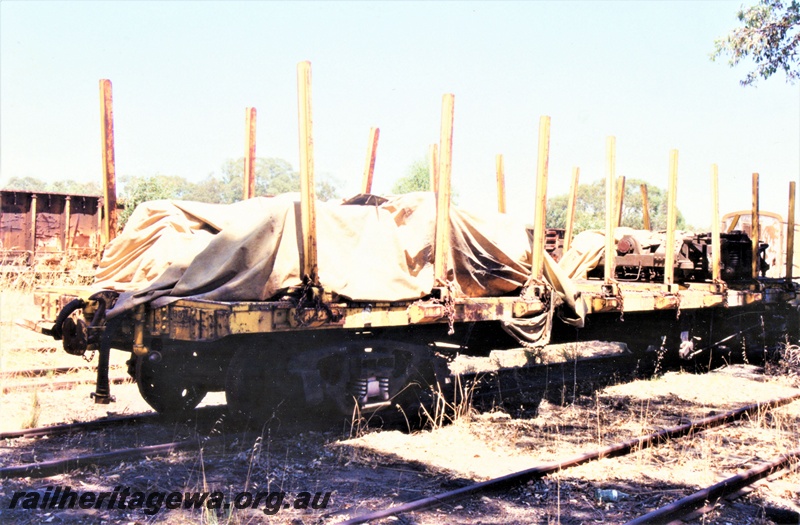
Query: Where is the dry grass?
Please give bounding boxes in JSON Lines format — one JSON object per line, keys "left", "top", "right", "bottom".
{"left": 19, "top": 389, "right": 41, "bottom": 429}
{"left": 340, "top": 366, "right": 800, "bottom": 523}
{"left": 0, "top": 256, "right": 94, "bottom": 294}
{"left": 420, "top": 374, "right": 479, "bottom": 430}
{"left": 766, "top": 341, "right": 800, "bottom": 386}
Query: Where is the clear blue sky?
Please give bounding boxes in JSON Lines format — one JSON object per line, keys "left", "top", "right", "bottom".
{"left": 1, "top": 1, "right": 798, "bottom": 228}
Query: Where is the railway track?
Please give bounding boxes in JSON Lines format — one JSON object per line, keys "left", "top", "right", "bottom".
{"left": 0, "top": 436, "right": 226, "bottom": 479}
{"left": 0, "top": 405, "right": 230, "bottom": 479}
{"left": 0, "top": 404, "right": 227, "bottom": 440}
{"left": 625, "top": 449, "right": 800, "bottom": 524}
{"left": 0, "top": 412, "right": 159, "bottom": 440}
{"left": 1, "top": 375, "right": 133, "bottom": 394}
{"left": 336, "top": 393, "right": 800, "bottom": 524}
{"left": 2, "top": 348, "right": 797, "bottom": 525}
{"left": 0, "top": 350, "right": 647, "bottom": 482}
{"left": 0, "top": 363, "right": 123, "bottom": 380}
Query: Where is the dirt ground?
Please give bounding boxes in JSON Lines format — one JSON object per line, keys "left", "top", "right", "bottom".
{"left": 1, "top": 290, "right": 799, "bottom": 524}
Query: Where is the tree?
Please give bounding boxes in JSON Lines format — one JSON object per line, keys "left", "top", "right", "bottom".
{"left": 118, "top": 174, "right": 193, "bottom": 226}
{"left": 218, "top": 157, "right": 340, "bottom": 202}
{"left": 47, "top": 180, "right": 101, "bottom": 195}
{"left": 391, "top": 157, "right": 431, "bottom": 194}
{"left": 712, "top": 0, "right": 800, "bottom": 86}
{"left": 546, "top": 179, "right": 687, "bottom": 234}
{"left": 3, "top": 176, "right": 100, "bottom": 195}
{"left": 3, "top": 176, "right": 49, "bottom": 192}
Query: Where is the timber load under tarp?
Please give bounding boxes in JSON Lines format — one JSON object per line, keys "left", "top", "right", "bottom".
{"left": 96, "top": 192, "right": 579, "bottom": 319}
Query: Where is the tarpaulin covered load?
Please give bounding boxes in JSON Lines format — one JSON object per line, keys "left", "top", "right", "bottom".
{"left": 96, "top": 192, "right": 576, "bottom": 319}
{"left": 559, "top": 227, "right": 700, "bottom": 281}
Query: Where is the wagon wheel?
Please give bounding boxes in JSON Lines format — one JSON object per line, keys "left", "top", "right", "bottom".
{"left": 135, "top": 355, "right": 207, "bottom": 414}
{"left": 225, "top": 346, "right": 300, "bottom": 425}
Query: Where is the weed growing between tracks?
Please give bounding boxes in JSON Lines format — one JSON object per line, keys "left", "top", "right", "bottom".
{"left": 766, "top": 340, "right": 800, "bottom": 385}
{"left": 420, "top": 375, "right": 479, "bottom": 431}
{"left": 20, "top": 390, "right": 40, "bottom": 430}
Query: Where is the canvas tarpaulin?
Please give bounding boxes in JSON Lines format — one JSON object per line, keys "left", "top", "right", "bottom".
{"left": 96, "top": 193, "right": 580, "bottom": 328}
{"left": 559, "top": 227, "right": 699, "bottom": 281}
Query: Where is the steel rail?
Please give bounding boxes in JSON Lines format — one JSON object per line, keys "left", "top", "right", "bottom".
{"left": 625, "top": 449, "right": 800, "bottom": 525}
{"left": 0, "top": 436, "right": 224, "bottom": 479}
{"left": 1, "top": 375, "right": 132, "bottom": 393}
{"left": 0, "top": 364, "right": 123, "bottom": 380}
{"left": 0, "top": 405, "right": 226, "bottom": 440}
{"left": 337, "top": 393, "right": 800, "bottom": 524}
{"left": 0, "top": 413, "right": 157, "bottom": 440}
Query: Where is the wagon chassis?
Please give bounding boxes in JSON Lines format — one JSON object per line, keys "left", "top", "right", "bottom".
{"left": 28, "top": 270, "right": 798, "bottom": 423}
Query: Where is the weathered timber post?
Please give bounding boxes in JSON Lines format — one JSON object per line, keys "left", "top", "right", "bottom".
{"left": 96, "top": 200, "right": 102, "bottom": 251}
{"left": 564, "top": 167, "right": 579, "bottom": 253}
{"left": 429, "top": 144, "right": 439, "bottom": 192}
{"left": 297, "top": 61, "right": 318, "bottom": 284}
{"left": 496, "top": 154, "right": 506, "bottom": 214}
{"left": 64, "top": 196, "right": 71, "bottom": 252}
{"left": 604, "top": 137, "right": 616, "bottom": 286}
{"left": 751, "top": 173, "right": 760, "bottom": 279}
{"left": 640, "top": 183, "right": 651, "bottom": 231}
{"left": 243, "top": 107, "right": 257, "bottom": 200}
{"left": 433, "top": 94, "right": 454, "bottom": 286}
{"left": 99, "top": 79, "right": 117, "bottom": 245}
{"left": 614, "top": 176, "right": 626, "bottom": 227}
{"left": 711, "top": 165, "right": 721, "bottom": 283}
{"left": 787, "top": 181, "right": 796, "bottom": 282}
{"left": 361, "top": 127, "right": 380, "bottom": 194}
{"left": 664, "top": 150, "right": 679, "bottom": 289}
{"left": 30, "top": 194, "right": 38, "bottom": 263}
{"left": 531, "top": 116, "right": 551, "bottom": 282}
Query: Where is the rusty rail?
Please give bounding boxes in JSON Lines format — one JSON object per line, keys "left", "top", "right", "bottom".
{"left": 625, "top": 448, "right": 800, "bottom": 525}
{"left": 337, "top": 393, "right": 800, "bottom": 524}
{"left": 0, "top": 413, "right": 156, "bottom": 440}
{"left": 0, "top": 405, "right": 225, "bottom": 441}
{"left": 0, "top": 364, "right": 123, "bottom": 380}
{"left": 1, "top": 375, "right": 132, "bottom": 394}
{"left": 0, "top": 437, "right": 223, "bottom": 479}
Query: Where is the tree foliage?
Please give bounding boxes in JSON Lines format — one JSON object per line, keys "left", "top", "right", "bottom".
{"left": 116, "top": 157, "right": 340, "bottom": 226}
{"left": 546, "top": 179, "right": 686, "bottom": 234}
{"left": 118, "top": 174, "right": 190, "bottom": 226}
{"left": 390, "top": 156, "right": 460, "bottom": 204}
{"left": 712, "top": 0, "right": 800, "bottom": 85}
{"left": 3, "top": 176, "right": 101, "bottom": 195}
{"left": 391, "top": 157, "right": 431, "bottom": 194}
{"left": 216, "top": 157, "right": 339, "bottom": 203}
{"left": 3, "top": 157, "right": 342, "bottom": 229}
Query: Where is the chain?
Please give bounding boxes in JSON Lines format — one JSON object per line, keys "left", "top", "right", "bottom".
{"left": 292, "top": 276, "right": 335, "bottom": 328}
{"left": 438, "top": 279, "right": 457, "bottom": 336}
{"left": 654, "top": 335, "right": 668, "bottom": 375}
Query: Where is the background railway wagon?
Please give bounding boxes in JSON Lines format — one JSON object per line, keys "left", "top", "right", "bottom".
{"left": 0, "top": 189, "right": 105, "bottom": 267}
{"left": 722, "top": 210, "right": 800, "bottom": 279}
